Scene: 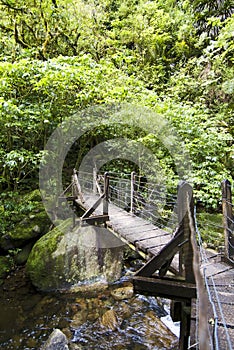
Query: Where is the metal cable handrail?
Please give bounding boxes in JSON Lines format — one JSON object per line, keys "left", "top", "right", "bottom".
{"left": 195, "top": 206, "right": 233, "bottom": 350}
{"left": 76, "top": 171, "right": 178, "bottom": 233}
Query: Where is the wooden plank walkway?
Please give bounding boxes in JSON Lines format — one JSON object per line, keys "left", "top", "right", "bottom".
{"left": 75, "top": 193, "right": 175, "bottom": 260}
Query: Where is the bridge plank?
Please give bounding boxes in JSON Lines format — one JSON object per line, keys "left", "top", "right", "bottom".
{"left": 136, "top": 236, "right": 171, "bottom": 253}
{"left": 124, "top": 230, "right": 171, "bottom": 242}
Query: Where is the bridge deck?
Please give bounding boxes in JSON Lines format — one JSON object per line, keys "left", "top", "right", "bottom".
{"left": 76, "top": 194, "right": 173, "bottom": 258}
{"left": 75, "top": 193, "right": 234, "bottom": 349}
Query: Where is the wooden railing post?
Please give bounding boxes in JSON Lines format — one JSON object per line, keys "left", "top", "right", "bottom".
{"left": 103, "top": 172, "right": 109, "bottom": 216}
{"left": 130, "top": 171, "right": 136, "bottom": 214}
{"left": 177, "top": 181, "right": 195, "bottom": 282}
{"left": 177, "top": 182, "right": 198, "bottom": 350}
{"left": 72, "top": 169, "right": 84, "bottom": 203}
{"left": 222, "top": 179, "right": 234, "bottom": 261}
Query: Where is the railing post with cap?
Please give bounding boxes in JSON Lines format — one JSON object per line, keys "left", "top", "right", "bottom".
{"left": 103, "top": 172, "right": 109, "bottom": 216}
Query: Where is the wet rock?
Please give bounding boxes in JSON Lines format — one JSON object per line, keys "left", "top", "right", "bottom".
{"left": 100, "top": 309, "right": 119, "bottom": 331}
{"left": 72, "top": 310, "right": 88, "bottom": 328}
{"left": 118, "top": 301, "right": 131, "bottom": 318}
{"left": 26, "top": 337, "right": 38, "bottom": 348}
{"left": 144, "top": 310, "right": 178, "bottom": 348}
{"left": 14, "top": 241, "right": 35, "bottom": 265}
{"left": 71, "top": 296, "right": 105, "bottom": 328}
{"left": 110, "top": 285, "right": 134, "bottom": 300}
{"left": 40, "top": 329, "right": 69, "bottom": 350}
{"left": 26, "top": 222, "right": 123, "bottom": 291}
{"left": 61, "top": 327, "right": 73, "bottom": 340}
{"left": 69, "top": 344, "right": 82, "bottom": 350}
{"left": 69, "top": 281, "right": 108, "bottom": 294}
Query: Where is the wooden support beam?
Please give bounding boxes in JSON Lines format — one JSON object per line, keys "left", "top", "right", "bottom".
{"left": 81, "top": 215, "right": 109, "bottom": 225}
{"left": 179, "top": 300, "right": 192, "bottom": 350}
{"left": 133, "top": 276, "right": 196, "bottom": 300}
{"left": 134, "top": 227, "right": 182, "bottom": 277}
{"left": 81, "top": 193, "right": 105, "bottom": 219}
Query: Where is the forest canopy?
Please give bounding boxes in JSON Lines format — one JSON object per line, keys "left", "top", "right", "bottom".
{"left": 0, "top": 0, "right": 233, "bottom": 209}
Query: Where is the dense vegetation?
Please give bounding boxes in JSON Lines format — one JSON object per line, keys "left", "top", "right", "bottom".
{"left": 0, "top": 0, "right": 233, "bottom": 239}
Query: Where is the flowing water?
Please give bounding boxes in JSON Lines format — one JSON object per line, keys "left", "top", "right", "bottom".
{"left": 0, "top": 266, "right": 179, "bottom": 349}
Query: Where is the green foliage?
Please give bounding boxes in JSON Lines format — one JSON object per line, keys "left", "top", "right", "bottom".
{"left": 0, "top": 0, "right": 198, "bottom": 87}
{"left": 197, "top": 212, "right": 224, "bottom": 250}
{"left": 189, "top": 0, "right": 234, "bottom": 37}
{"left": 0, "top": 190, "right": 42, "bottom": 235}
{"left": 0, "top": 55, "right": 146, "bottom": 190}
{"left": 0, "top": 0, "right": 233, "bottom": 212}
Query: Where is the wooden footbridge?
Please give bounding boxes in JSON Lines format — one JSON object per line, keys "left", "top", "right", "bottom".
{"left": 60, "top": 170, "right": 234, "bottom": 350}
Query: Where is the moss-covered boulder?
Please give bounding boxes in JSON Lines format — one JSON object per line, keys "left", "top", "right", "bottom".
{"left": 26, "top": 221, "right": 123, "bottom": 291}
{"left": 0, "top": 209, "right": 51, "bottom": 250}
{"left": 0, "top": 189, "right": 51, "bottom": 251}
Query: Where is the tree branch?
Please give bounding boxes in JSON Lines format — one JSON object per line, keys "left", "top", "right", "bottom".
{"left": 14, "top": 22, "right": 29, "bottom": 48}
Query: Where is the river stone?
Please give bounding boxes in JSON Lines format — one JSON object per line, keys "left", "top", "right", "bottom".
{"left": 100, "top": 309, "right": 119, "bottom": 330}
{"left": 26, "top": 220, "right": 123, "bottom": 291}
{"left": 144, "top": 310, "right": 178, "bottom": 348}
{"left": 40, "top": 329, "right": 69, "bottom": 350}
{"left": 110, "top": 285, "right": 134, "bottom": 300}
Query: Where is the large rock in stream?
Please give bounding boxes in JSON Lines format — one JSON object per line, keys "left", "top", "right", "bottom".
{"left": 26, "top": 220, "right": 124, "bottom": 291}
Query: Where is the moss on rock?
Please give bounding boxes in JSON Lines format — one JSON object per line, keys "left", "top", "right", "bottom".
{"left": 26, "top": 219, "right": 72, "bottom": 291}
{"left": 26, "top": 223, "right": 124, "bottom": 292}
{"left": 0, "top": 204, "right": 51, "bottom": 251}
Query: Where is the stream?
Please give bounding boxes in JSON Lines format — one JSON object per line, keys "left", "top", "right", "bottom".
{"left": 0, "top": 265, "right": 179, "bottom": 349}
